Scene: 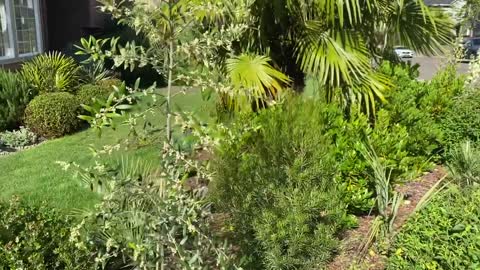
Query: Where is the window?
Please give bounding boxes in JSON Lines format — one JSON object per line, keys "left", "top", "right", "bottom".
{"left": 0, "top": 0, "right": 41, "bottom": 62}
{"left": 14, "top": 0, "right": 39, "bottom": 55}
{"left": 0, "top": 0, "right": 13, "bottom": 58}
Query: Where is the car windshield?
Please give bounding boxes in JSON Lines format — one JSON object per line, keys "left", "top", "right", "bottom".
{"left": 473, "top": 39, "right": 480, "bottom": 45}
{"left": 395, "top": 47, "right": 408, "bottom": 50}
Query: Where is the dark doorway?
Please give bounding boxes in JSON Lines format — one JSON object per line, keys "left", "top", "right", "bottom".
{"left": 44, "top": 0, "right": 107, "bottom": 53}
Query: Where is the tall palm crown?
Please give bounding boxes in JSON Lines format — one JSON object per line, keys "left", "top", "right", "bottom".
{"left": 248, "top": 0, "right": 452, "bottom": 113}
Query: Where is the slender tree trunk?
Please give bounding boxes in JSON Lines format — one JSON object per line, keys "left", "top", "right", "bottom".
{"left": 166, "top": 0, "right": 175, "bottom": 143}
{"left": 166, "top": 39, "right": 174, "bottom": 142}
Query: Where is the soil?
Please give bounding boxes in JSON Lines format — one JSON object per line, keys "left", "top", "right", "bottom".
{"left": 327, "top": 166, "right": 448, "bottom": 270}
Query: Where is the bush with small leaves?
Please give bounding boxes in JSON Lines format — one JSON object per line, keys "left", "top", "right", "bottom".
{"left": 0, "top": 197, "right": 93, "bottom": 269}
{"left": 378, "top": 62, "right": 464, "bottom": 162}
{"left": 387, "top": 185, "right": 480, "bottom": 269}
{"left": 61, "top": 151, "right": 242, "bottom": 269}
{"left": 25, "top": 92, "right": 82, "bottom": 138}
{"left": 97, "top": 78, "right": 122, "bottom": 88}
{"left": 76, "top": 84, "right": 113, "bottom": 106}
{"left": 441, "top": 90, "right": 480, "bottom": 151}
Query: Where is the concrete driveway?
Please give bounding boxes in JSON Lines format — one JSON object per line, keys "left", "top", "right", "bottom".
{"left": 403, "top": 56, "right": 469, "bottom": 80}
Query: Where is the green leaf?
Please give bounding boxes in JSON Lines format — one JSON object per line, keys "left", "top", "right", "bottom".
{"left": 106, "top": 113, "right": 122, "bottom": 118}
{"left": 78, "top": 115, "right": 94, "bottom": 121}
{"left": 116, "top": 104, "right": 134, "bottom": 110}
{"left": 226, "top": 54, "right": 290, "bottom": 111}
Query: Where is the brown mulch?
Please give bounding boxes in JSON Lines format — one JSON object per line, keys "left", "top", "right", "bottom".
{"left": 327, "top": 166, "right": 447, "bottom": 270}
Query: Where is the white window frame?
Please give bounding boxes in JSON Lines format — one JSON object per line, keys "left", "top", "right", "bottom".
{"left": 0, "top": 0, "right": 42, "bottom": 63}
{"left": 0, "top": 0, "right": 16, "bottom": 61}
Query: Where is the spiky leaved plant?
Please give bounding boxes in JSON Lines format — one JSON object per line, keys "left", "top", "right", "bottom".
{"left": 21, "top": 51, "right": 79, "bottom": 94}
{"left": 359, "top": 143, "right": 403, "bottom": 255}
{"left": 448, "top": 140, "right": 480, "bottom": 186}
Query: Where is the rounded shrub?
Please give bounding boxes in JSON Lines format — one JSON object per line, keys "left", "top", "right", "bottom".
{"left": 97, "top": 78, "right": 122, "bottom": 88}
{"left": 25, "top": 92, "right": 82, "bottom": 138}
{"left": 76, "top": 84, "right": 113, "bottom": 106}
{"left": 21, "top": 51, "right": 79, "bottom": 94}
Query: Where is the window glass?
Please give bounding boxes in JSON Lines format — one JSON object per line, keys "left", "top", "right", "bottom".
{"left": 0, "top": 0, "right": 13, "bottom": 57}
{"left": 473, "top": 39, "right": 480, "bottom": 46}
{"left": 13, "top": 0, "right": 38, "bottom": 55}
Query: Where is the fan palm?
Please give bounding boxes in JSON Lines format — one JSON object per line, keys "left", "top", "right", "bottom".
{"left": 248, "top": 0, "right": 452, "bottom": 115}
{"left": 366, "top": 0, "right": 453, "bottom": 60}
{"left": 226, "top": 54, "right": 290, "bottom": 111}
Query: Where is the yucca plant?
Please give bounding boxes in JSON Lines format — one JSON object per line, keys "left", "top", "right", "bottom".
{"left": 359, "top": 143, "right": 403, "bottom": 254}
{"left": 448, "top": 141, "right": 480, "bottom": 187}
{"left": 78, "top": 61, "right": 113, "bottom": 85}
{"left": 21, "top": 51, "right": 80, "bottom": 94}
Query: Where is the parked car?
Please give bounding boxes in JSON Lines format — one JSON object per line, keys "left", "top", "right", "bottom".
{"left": 463, "top": 38, "right": 480, "bottom": 59}
{"left": 394, "top": 46, "right": 415, "bottom": 58}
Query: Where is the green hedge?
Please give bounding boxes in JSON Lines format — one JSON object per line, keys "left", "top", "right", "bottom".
{"left": 25, "top": 92, "right": 82, "bottom": 138}
{"left": 76, "top": 83, "right": 113, "bottom": 106}
{"left": 441, "top": 90, "right": 480, "bottom": 152}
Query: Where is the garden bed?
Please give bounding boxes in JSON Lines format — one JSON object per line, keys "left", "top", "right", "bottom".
{"left": 0, "top": 141, "right": 44, "bottom": 157}
{"left": 328, "top": 166, "right": 448, "bottom": 270}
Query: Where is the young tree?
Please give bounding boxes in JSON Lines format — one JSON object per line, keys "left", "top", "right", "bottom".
{"left": 77, "top": 0, "right": 289, "bottom": 142}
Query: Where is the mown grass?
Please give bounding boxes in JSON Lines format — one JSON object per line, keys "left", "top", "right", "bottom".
{"left": 0, "top": 88, "right": 212, "bottom": 211}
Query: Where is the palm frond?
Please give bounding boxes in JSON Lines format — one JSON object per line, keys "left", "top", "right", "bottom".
{"left": 296, "top": 23, "right": 389, "bottom": 115}
{"left": 383, "top": 0, "right": 453, "bottom": 55}
{"left": 226, "top": 54, "right": 290, "bottom": 111}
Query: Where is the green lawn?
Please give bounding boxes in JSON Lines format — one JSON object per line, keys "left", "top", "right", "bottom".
{"left": 0, "top": 88, "right": 212, "bottom": 211}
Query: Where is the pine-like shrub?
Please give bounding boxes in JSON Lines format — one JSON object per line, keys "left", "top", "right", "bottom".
{"left": 210, "top": 98, "right": 352, "bottom": 269}
{"left": 0, "top": 70, "right": 32, "bottom": 131}
{"left": 25, "top": 92, "right": 82, "bottom": 138}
